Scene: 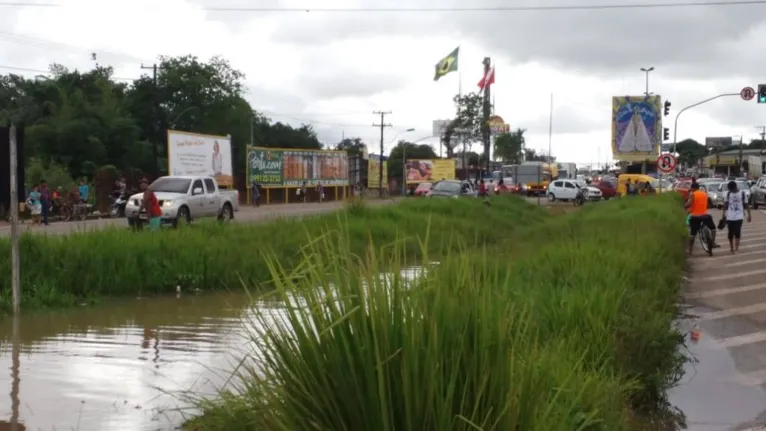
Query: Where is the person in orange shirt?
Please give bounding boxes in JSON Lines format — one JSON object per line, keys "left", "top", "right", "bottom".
{"left": 685, "top": 182, "right": 719, "bottom": 255}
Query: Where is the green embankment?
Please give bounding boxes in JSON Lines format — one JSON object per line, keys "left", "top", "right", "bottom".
{"left": 0, "top": 197, "right": 546, "bottom": 311}
{"left": 186, "top": 195, "right": 689, "bottom": 430}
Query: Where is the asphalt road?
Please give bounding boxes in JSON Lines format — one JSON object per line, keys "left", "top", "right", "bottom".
{"left": 0, "top": 199, "right": 397, "bottom": 237}
{"left": 679, "top": 210, "right": 766, "bottom": 430}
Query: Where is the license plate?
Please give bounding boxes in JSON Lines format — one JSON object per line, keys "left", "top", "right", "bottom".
{"left": 139, "top": 212, "right": 148, "bottom": 220}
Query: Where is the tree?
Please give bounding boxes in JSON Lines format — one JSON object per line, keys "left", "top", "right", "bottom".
{"left": 388, "top": 140, "right": 438, "bottom": 184}
{"left": 439, "top": 92, "right": 484, "bottom": 159}
{"left": 523, "top": 148, "right": 554, "bottom": 163}
{"left": 493, "top": 128, "right": 526, "bottom": 164}
{"left": 335, "top": 137, "right": 366, "bottom": 157}
{"left": 0, "top": 55, "right": 326, "bottom": 190}
{"left": 675, "top": 139, "right": 707, "bottom": 167}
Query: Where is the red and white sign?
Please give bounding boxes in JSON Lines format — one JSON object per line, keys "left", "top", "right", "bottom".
{"left": 741, "top": 86, "right": 755, "bottom": 101}
{"left": 656, "top": 153, "right": 677, "bottom": 173}
{"left": 478, "top": 67, "right": 495, "bottom": 90}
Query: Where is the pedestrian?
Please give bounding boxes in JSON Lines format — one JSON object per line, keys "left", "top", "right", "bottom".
{"left": 78, "top": 179, "right": 89, "bottom": 204}
{"left": 138, "top": 179, "right": 162, "bottom": 232}
{"left": 300, "top": 181, "right": 307, "bottom": 203}
{"left": 316, "top": 182, "right": 324, "bottom": 203}
{"left": 27, "top": 184, "right": 41, "bottom": 225}
{"left": 478, "top": 179, "right": 487, "bottom": 197}
{"left": 39, "top": 179, "right": 50, "bottom": 225}
{"left": 251, "top": 179, "right": 260, "bottom": 207}
{"left": 723, "top": 180, "right": 751, "bottom": 254}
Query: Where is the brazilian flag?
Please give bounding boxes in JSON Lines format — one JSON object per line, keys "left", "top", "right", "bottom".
{"left": 434, "top": 46, "right": 459, "bottom": 81}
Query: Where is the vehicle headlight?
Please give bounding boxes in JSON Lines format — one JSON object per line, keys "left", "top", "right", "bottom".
{"left": 451, "top": 195, "right": 459, "bottom": 199}
{"left": 163, "top": 200, "right": 174, "bottom": 207}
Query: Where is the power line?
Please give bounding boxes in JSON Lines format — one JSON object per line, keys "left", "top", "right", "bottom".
{"left": 2, "top": 1, "right": 766, "bottom": 11}
{"left": 0, "top": 64, "right": 137, "bottom": 81}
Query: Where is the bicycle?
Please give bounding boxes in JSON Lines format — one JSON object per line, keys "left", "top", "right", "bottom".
{"left": 687, "top": 214, "right": 714, "bottom": 256}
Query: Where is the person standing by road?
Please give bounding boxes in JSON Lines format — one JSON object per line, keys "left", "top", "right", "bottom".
{"left": 39, "top": 180, "right": 50, "bottom": 226}
{"left": 78, "top": 179, "right": 89, "bottom": 204}
{"left": 723, "top": 180, "right": 751, "bottom": 254}
{"left": 138, "top": 179, "right": 163, "bottom": 232}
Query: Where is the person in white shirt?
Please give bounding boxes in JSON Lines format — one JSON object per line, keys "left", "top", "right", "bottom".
{"left": 212, "top": 141, "right": 223, "bottom": 176}
{"left": 723, "top": 180, "right": 752, "bottom": 254}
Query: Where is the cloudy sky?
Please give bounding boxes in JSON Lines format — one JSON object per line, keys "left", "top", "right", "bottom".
{"left": 2, "top": 0, "right": 766, "bottom": 166}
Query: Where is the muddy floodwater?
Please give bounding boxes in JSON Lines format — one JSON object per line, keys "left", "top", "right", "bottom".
{"left": 0, "top": 293, "right": 258, "bottom": 431}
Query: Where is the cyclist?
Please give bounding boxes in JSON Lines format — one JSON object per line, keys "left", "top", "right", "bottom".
{"left": 685, "top": 182, "right": 719, "bottom": 255}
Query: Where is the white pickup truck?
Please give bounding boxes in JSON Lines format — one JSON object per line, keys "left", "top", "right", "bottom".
{"left": 125, "top": 175, "right": 240, "bottom": 228}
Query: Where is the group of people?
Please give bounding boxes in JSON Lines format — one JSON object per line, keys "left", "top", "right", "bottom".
{"left": 26, "top": 179, "right": 91, "bottom": 225}
{"left": 624, "top": 179, "right": 654, "bottom": 196}
{"left": 686, "top": 179, "right": 751, "bottom": 255}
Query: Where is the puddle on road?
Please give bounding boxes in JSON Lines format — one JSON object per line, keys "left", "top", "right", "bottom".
{"left": 671, "top": 305, "right": 766, "bottom": 430}
{"left": 0, "top": 266, "right": 428, "bottom": 431}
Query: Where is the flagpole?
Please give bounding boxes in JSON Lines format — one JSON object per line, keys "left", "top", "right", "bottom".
{"left": 548, "top": 93, "right": 553, "bottom": 162}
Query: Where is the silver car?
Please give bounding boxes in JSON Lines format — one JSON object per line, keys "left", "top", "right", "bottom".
{"left": 713, "top": 181, "right": 751, "bottom": 208}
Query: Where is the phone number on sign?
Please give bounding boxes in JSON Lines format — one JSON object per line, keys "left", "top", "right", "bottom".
{"left": 251, "top": 174, "right": 282, "bottom": 184}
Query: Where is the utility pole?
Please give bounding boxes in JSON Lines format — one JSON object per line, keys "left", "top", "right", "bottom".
{"left": 9, "top": 124, "right": 20, "bottom": 314}
{"left": 372, "top": 111, "right": 392, "bottom": 197}
{"left": 481, "top": 57, "right": 492, "bottom": 175}
{"left": 141, "top": 63, "right": 164, "bottom": 177}
{"left": 756, "top": 126, "right": 766, "bottom": 142}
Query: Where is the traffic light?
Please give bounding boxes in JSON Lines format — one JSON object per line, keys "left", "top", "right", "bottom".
{"left": 759, "top": 84, "right": 766, "bottom": 103}
{"left": 663, "top": 127, "right": 669, "bottom": 141}
{"left": 663, "top": 100, "right": 671, "bottom": 116}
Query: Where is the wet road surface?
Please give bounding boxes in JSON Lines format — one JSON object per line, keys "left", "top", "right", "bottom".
{"left": 675, "top": 209, "right": 766, "bottom": 430}
{"left": 0, "top": 199, "right": 396, "bottom": 236}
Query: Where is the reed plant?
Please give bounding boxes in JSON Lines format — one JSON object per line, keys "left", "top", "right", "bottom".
{"left": 0, "top": 196, "right": 547, "bottom": 312}
{"left": 186, "top": 194, "right": 689, "bottom": 430}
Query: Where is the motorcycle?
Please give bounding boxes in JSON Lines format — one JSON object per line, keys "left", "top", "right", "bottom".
{"left": 110, "top": 193, "right": 128, "bottom": 218}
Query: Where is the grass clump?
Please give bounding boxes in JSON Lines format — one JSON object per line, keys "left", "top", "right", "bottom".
{"left": 186, "top": 194, "right": 689, "bottom": 430}
{"left": 0, "top": 196, "right": 547, "bottom": 312}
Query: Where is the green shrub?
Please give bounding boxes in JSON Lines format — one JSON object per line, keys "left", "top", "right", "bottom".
{"left": 0, "top": 196, "right": 548, "bottom": 312}
{"left": 185, "top": 195, "right": 688, "bottom": 430}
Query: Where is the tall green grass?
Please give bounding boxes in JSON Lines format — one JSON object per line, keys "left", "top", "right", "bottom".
{"left": 186, "top": 195, "right": 689, "bottom": 430}
{"left": 0, "top": 197, "right": 547, "bottom": 312}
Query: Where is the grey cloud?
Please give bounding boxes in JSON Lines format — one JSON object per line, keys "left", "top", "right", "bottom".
{"left": 262, "top": 0, "right": 766, "bottom": 80}
{"left": 298, "top": 71, "right": 407, "bottom": 99}
{"left": 523, "top": 104, "right": 604, "bottom": 135}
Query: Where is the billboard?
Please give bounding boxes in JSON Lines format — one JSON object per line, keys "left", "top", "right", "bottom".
{"left": 367, "top": 159, "right": 388, "bottom": 188}
{"left": 705, "top": 137, "right": 732, "bottom": 149}
{"left": 247, "top": 147, "right": 349, "bottom": 188}
{"left": 611, "top": 95, "right": 662, "bottom": 162}
{"left": 167, "top": 130, "right": 233, "bottom": 186}
{"left": 406, "top": 159, "right": 456, "bottom": 184}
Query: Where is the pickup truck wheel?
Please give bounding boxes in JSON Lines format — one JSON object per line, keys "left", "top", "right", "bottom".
{"left": 218, "top": 203, "right": 233, "bottom": 222}
{"left": 174, "top": 206, "right": 191, "bottom": 228}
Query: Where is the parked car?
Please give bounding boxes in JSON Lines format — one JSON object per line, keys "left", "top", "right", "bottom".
{"left": 547, "top": 179, "right": 601, "bottom": 201}
{"left": 427, "top": 180, "right": 476, "bottom": 198}
{"left": 413, "top": 182, "right": 432, "bottom": 197}
{"left": 125, "top": 175, "right": 240, "bottom": 228}
{"left": 702, "top": 181, "right": 725, "bottom": 208}
{"left": 574, "top": 180, "right": 603, "bottom": 200}
{"left": 591, "top": 179, "right": 618, "bottom": 200}
{"left": 752, "top": 177, "right": 766, "bottom": 209}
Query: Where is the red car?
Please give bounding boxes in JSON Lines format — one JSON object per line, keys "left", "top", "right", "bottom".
{"left": 591, "top": 179, "right": 618, "bottom": 200}
{"left": 413, "top": 182, "right": 432, "bottom": 197}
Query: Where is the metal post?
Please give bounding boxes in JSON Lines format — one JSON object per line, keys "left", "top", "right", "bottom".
{"left": 9, "top": 124, "right": 20, "bottom": 314}
{"left": 402, "top": 145, "right": 406, "bottom": 195}
{"left": 673, "top": 93, "right": 740, "bottom": 154}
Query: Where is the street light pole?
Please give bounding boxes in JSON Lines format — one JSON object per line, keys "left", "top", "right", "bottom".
{"left": 640, "top": 67, "right": 654, "bottom": 95}
{"left": 673, "top": 93, "right": 739, "bottom": 154}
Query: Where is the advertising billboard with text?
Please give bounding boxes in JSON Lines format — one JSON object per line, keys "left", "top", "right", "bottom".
{"left": 247, "top": 147, "right": 349, "bottom": 187}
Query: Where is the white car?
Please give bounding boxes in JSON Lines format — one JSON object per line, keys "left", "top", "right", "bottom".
{"left": 125, "top": 175, "right": 240, "bottom": 228}
{"left": 547, "top": 179, "right": 601, "bottom": 201}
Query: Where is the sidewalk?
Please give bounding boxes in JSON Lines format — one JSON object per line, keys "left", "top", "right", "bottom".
{"left": 673, "top": 209, "right": 766, "bottom": 430}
